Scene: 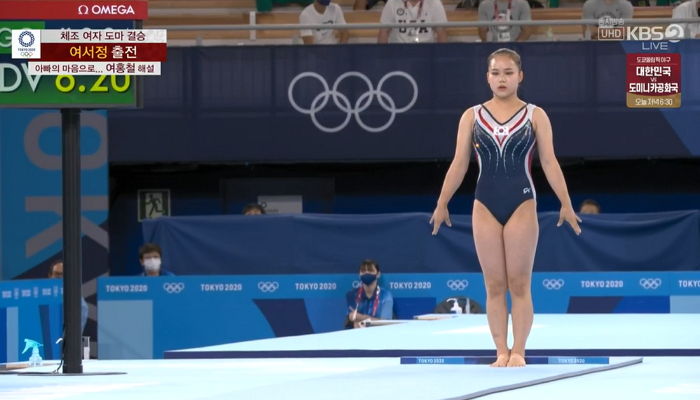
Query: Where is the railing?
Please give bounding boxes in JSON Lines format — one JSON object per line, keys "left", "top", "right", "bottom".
{"left": 149, "top": 15, "right": 698, "bottom": 43}
{"left": 159, "top": 17, "right": 697, "bottom": 31}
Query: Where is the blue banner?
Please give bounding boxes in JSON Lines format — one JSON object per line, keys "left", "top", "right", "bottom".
{"left": 95, "top": 272, "right": 700, "bottom": 359}
{"left": 3, "top": 272, "right": 697, "bottom": 362}
{"left": 0, "top": 110, "right": 108, "bottom": 280}
{"left": 109, "top": 41, "right": 700, "bottom": 163}
{"left": 0, "top": 17, "right": 122, "bottom": 281}
{"left": 142, "top": 211, "right": 700, "bottom": 275}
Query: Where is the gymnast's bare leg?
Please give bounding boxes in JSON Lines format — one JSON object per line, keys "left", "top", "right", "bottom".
{"left": 503, "top": 199, "right": 538, "bottom": 367}
{"left": 472, "top": 200, "right": 510, "bottom": 367}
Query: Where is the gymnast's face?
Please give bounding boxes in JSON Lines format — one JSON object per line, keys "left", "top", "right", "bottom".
{"left": 487, "top": 55, "right": 523, "bottom": 99}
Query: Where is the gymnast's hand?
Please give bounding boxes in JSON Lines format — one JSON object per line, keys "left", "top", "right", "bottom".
{"left": 557, "top": 205, "right": 582, "bottom": 235}
{"left": 430, "top": 205, "right": 452, "bottom": 235}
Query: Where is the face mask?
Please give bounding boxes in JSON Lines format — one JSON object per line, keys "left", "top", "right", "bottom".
{"left": 360, "top": 273, "right": 377, "bottom": 285}
{"left": 144, "top": 258, "right": 161, "bottom": 272}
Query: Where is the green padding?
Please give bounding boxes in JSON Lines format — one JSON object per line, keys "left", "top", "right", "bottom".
{"left": 257, "top": 0, "right": 313, "bottom": 12}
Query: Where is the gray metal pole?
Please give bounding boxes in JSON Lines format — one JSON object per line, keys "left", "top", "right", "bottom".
{"left": 61, "top": 108, "right": 83, "bottom": 374}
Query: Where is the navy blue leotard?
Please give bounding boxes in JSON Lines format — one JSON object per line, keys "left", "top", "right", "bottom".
{"left": 472, "top": 103, "right": 537, "bottom": 225}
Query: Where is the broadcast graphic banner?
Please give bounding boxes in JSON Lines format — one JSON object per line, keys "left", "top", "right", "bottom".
{"left": 627, "top": 53, "right": 681, "bottom": 108}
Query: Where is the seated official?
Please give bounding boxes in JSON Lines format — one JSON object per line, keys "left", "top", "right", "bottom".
{"left": 242, "top": 203, "right": 266, "bottom": 215}
{"left": 48, "top": 260, "right": 88, "bottom": 334}
{"left": 579, "top": 198, "right": 601, "bottom": 215}
{"left": 345, "top": 259, "right": 394, "bottom": 328}
{"left": 138, "top": 243, "right": 175, "bottom": 276}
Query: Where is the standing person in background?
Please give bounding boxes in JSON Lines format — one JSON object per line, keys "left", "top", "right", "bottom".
{"left": 581, "top": 0, "right": 633, "bottom": 40}
{"left": 299, "top": 0, "right": 349, "bottom": 44}
{"left": 345, "top": 259, "right": 394, "bottom": 328}
{"left": 49, "top": 260, "right": 88, "bottom": 334}
{"left": 478, "top": 0, "right": 533, "bottom": 42}
{"left": 672, "top": 0, "right": 700, "bottom": 39}
{"left": 378, "top": 0, "right": 448, "bottom": 43}
{"left": 430, "top": 48, "right": 581, "bottom": 367}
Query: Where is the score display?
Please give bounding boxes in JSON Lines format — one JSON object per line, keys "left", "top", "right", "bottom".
{"left": 0, "top": 66, "right": 136, "bottom": 107}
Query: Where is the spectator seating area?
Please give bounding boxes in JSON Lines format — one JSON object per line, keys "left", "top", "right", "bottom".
{"left": 147, "top": 0, "right": 674, "bottom": 45}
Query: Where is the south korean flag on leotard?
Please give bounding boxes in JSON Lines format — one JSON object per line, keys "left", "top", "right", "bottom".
{"left": 380, "top": 0, "right": 448, "bottom": 43}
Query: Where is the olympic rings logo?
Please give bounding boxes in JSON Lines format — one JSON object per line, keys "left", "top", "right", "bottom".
{"left": 18, "top": 31, "right": 35, "bottom": 47}
{"left": 288, "top": 71, "right": 418, "bottom": 133}
{"left": 446, "top": 279, "right": 469, "bottom": 291}
{"left": 542, "top": 279, "right": 565, "bottom": 290}
{"left": 163, "top": 282, "right": 185, "bottom": 294}
{"left": 257, "top": 281, "right": 280, "bottom": 293}
{"left": 639, "top": 278, "right": 662, "bottom": 290}
{"left": 18, "top": 51, "right": 34, "bottom": 57}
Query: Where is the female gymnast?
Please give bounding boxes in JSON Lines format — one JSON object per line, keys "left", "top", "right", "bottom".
{"left": 430, "top": 48, "right": 582, "bottom": 367}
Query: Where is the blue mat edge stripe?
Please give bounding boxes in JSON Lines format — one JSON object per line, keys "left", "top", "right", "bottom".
{"left": 400, "top": 356, "right": 610, "bottom": 365}
{"left": 163, "top": 349, "right": 700, "bottom": 359}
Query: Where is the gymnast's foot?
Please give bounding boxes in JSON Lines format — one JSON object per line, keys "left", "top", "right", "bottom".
{"left": 490, "top": 351, "right": 510, "bottom": 367}
{"left": 507, "top": 352, "right": 526, "bottom": 367}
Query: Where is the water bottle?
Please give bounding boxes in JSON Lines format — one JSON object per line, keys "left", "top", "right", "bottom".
{"left": 29, "top": 347, "right": 43, "bottom": 367}
{"left": 22, "top": 339, "right": 43, "bottom": 367}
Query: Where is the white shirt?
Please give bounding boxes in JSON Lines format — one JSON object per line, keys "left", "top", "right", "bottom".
{"left": 380, "top": 0, "right": 448, "bottom": 43}
{"left": 672, "top": 0, "right": 700, "bottom": 39}
{"left": 299, "top": 3, "right": 346, "bottom": 44}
